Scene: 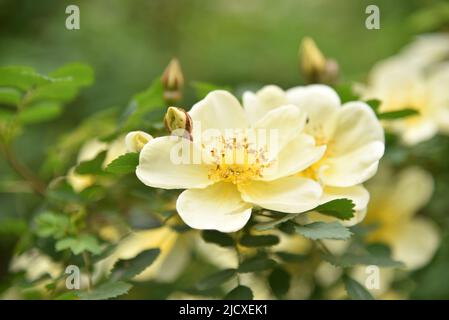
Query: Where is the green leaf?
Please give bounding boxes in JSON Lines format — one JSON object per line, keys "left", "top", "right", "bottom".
{"left": 324, "top": 252, "right": 404, "bottom": 268}
{"left": 92, "top": 243, "right": 119, "bottom": 263}
{"left": 344, "top": 276, "right": 374, "bottom": 300}
{"left": 54, "top": 291, "right": 79, "bottom": 300}
{"left": 55, "top": 234, "right": 102, "bottom": 255}
{"left": 314, "top": 199, "right": 355, "bottom": 221}
{"left": 196, "top": 269, "right": 237, "bottom": 290}
{"left": 111, "top": 248, "right": 160, "bottom": 280}
{"left": 105, "top": 152, "right": 139, "bottom": 174}
{"left": 268, "top": 267, "right": 291, "bottom": 297}
{"left": 35, "top": 212, "right": 70, "bottom": 239}
{"left": 121, "top": 79, "right": 165, "bottom": 131}
{"left": 224, "top": 285, "right": 253, "bottom": 300}
{"left": 253, "top": 213, "right": 299, "bottom": 231}
{"left": 192, "top": 81, "right": 231, "bottom": 100}
{"left": 275, "top": 251, "right": 307, "bottom": 263}
{"left": 27, "top": 82, "right": 79, "bottom": 103}
{"left": 408, "top": 2, "right": 449, "bottom": 33}
{"left": 365, "top": 99, "right": 381, "bottom": 113}
{"left": 201, "top": 230, "right": 235, "bottom": 247}
{"left": 377, "top": 108, "right": 419, "bottom": 120}
{"left": 294, "top": 221, "right": 352, "bottom": 240}
{"left": 0, "top": 66, "right": 50, "bottom": 91}
{"left": 0, "top": 87, "right": 22, "bottom": 105}
{"left": 239, "top": 234, "right": 279, "bottom": 247}
{"left": 322, "top": 244, "right": 404, "bottom": 268}
{"left": 238, "top": 256, "right": 277, "bottom": 273}
{"left": 78, "top": 281, "right": 132, "bottom": 300}
{"left": 50, "top": 63, "right": 94, "bottom": 87}
{"left": 75, "top": 151, "right": 107, "bottom": 175}
{"left": 18, "top": 102, "right": 62, "bottom": 124}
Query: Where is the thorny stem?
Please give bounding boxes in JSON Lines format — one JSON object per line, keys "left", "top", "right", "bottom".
{"left": 0, "top": 137, "right": 46, "bottom": 196}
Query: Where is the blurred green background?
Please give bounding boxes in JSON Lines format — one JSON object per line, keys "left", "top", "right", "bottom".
{"left": 0, "top": 0, "right": 443, "bottom": 168}
{"left": 1, "top": 0, "right": 449, "bottom": 298}
{"left": 0, "top": 0, "right": 444, "bottom": 196}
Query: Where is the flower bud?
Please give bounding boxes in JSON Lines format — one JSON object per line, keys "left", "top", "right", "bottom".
{"left": 161, "top": 58, "right": 184, "bottom": 104}
{"left": 164, "top": 106, "right": 192, "bottom": 140}
{"left": 125, "top": 131, "right": 153, "bottom": 153}
{"left": 299, "top": 37, "right": 339, "bottom": 84}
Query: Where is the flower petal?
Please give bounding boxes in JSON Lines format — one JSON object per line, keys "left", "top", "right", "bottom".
{"left": 243, "top": 85, "right": 288, "bottom": 124}
{"left": 317, "top": 101, "right": 384, "bottom": 187}
{"left": 286, "top": 84, "right": 341, "bottom": 137}
{"left": 136, "top": 136, "right": 213, "bottom": 189}
{"left": 77, "top": 139, "right": 108, "bottom": 163}
{"left": 320, "top": 141, "right": 385, "bottom": 187}
{"left": 262, "top": 133, "right": 326, "bottom": 181}
{"left": 393, "top": 217, "right": 440, "bottom": 270}
{"left": 189, "top": 90, "right": 248, "bottom": 137}
{"left": 390, "top": 166, "right": 434, "bottom": 217}
{"left": 239, "top": 176, "right": 322, "bottom": 213}
{"left": 176, "top": 182, "right": 252, "bottom": 232}
{"left": 252, "top": 104, "right": 307, "bottom": 151}
{"left": 400, "top": 119, "right": 438, "bottom": 145}
{"left": 331, "top": 101, "right": 384, "bottom": 154}
{"left": 104, "top": 135, "right": 127, "bottom": 166}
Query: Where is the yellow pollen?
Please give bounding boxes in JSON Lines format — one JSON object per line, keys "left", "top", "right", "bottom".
{"left": 206, "top": 135, "right": 271, "bottom": 184}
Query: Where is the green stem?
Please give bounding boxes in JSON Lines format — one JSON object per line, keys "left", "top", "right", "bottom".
{"left": 317, "top": 239, "right": 333, "bottom": 256}
{"left": 234, "top": 233, "right": 242, "bottom": 286}
{"left": 0, "top": 137, "right": 46, "bottom": 196}
{"left": 82, "top": 252, "right": 93, "bottom": 292}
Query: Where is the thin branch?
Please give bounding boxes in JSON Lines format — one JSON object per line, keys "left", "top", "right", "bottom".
{"left": 82, "top": 252, "right": 93, "bottom": 292}
{"left": 317, "top": 239, "right": 333, "bottom": 256}
{"left": 0, "top": 138, "right": 46, "bottom": 196}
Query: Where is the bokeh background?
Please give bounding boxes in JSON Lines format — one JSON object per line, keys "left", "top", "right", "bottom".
{"left": 1, "top": 0, "right": 449, "bottom": 299}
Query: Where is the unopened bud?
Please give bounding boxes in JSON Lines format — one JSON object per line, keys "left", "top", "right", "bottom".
{"left": 161, "top": 58, "right": 184, "bottom": 103}
{"left": 125, "top": 131, "right": 153, "bottom": 153}
{"left": 299, "top": 37, "right": 339, "bottom": 84}
{"left": 164, "top": 107, "right": 192, "bottom": 140}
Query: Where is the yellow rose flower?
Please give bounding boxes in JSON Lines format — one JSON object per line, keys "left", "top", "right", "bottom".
{"left": 136, "top": 90, "right": 325, "bottom": 232}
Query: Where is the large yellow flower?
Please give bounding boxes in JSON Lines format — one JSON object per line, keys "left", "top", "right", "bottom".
{"left": 136, "top": 90, "right": 325, "bottom": 232}
{"left": 359, "top": 34, "right": 449, "bottom": 145}
{"left": 243, "top": 85, "right": 385, "bottom": 225}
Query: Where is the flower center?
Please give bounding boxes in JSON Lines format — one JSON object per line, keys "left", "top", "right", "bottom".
{"left": 205, "top": 133, "right": 272, "bottom": 184}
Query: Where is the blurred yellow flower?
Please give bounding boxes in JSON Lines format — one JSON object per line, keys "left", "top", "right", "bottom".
{"left": 363, "top": 165, "right": 439, "bottom": 269}
{"left": 359, "top": 33, "right": 449, "bottom": 145}
{"left": 67, "top": 135, "right": 129, "bottom": 192}
{"left": 95, "top": 226, "right": 192, "bottom": 282}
